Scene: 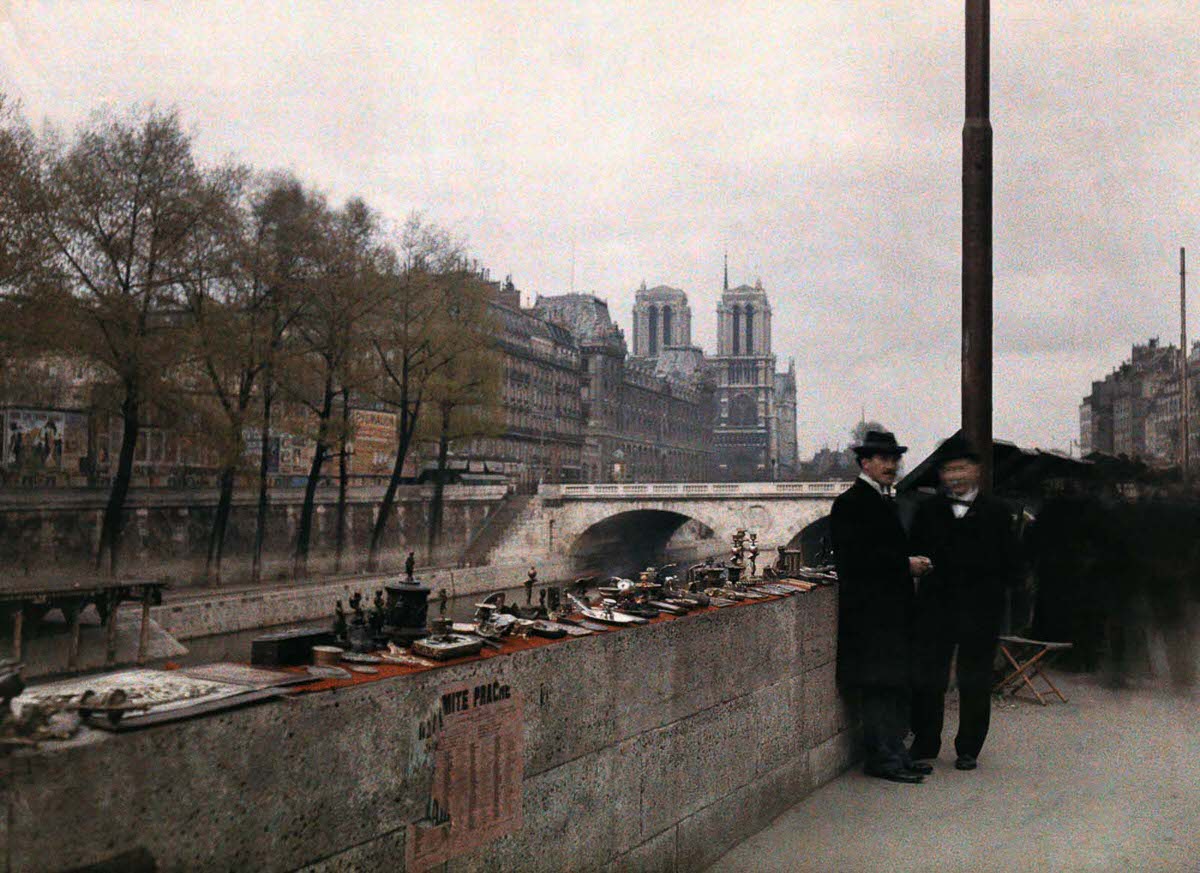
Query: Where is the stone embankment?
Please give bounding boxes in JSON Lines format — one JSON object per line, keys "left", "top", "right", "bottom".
{"left": 0, "top": 484, "right": 508, "bottom": 587}
{"left": 1, "top": 585, "right": 855, "bottom": 872}
{"left": 153, "top": 556, "right": 577, "bottom": 640}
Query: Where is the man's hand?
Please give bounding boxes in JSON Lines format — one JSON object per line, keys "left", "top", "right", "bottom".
{"left": 909, "top": 556, "right": 933, "bottom": 577}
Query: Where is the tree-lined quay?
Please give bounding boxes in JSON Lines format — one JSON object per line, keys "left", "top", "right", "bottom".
{"left": 0, "top": 101, "right": 503, "bottom": 582}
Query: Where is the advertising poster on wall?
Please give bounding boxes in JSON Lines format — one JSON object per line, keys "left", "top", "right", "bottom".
{"left": 241, "top": 428, "right": 315, "bottom": 476}
{"left": 242, "top": 428, "right": 283, "bottom": 474}
{"left": 3, "top": 409, "right": 88, "bottom": 473}
{"left": 407, "top": 678, "right": 523, "bottom": 872}
{"left": 350, "top": 409, "right": 397, "bottom": 477}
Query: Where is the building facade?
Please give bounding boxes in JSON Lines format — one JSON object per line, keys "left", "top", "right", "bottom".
{"left": 1080, "top": 337, "right": 1200, "bottom": 466}
{"left": 774, "top": 363, "right": 799, "bottom": 479}
{"left": 534, "top": 293, "right": 714, "bottom": 483}
{"left": 708, "top": 276, "right": 789, "bottom": 480}
{"left": 628, "top": 274, "right": 799, "bottom": 481}
{"left": 4, "top": 269, "right": 801, "bottom": 490}
{"left": 451, "top": 280, "right": 585, "bottom": 489}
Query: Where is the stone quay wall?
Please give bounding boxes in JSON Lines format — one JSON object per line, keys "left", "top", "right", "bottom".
{"left": 0, "top": 586, "right": 856, "bottom": 873}
{"left": 0, "top": 484, "right": 508, "bottom": 586}
{"left": 153, "top": 556, "right": 578, "bottom": 641}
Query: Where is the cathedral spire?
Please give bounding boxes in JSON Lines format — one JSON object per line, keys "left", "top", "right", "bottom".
{"left": 723, "top": 251, "right": 729, "bottom": 292}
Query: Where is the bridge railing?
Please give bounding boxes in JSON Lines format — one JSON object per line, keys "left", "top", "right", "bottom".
{"left": 540, "top": 481, "right": 853, "bottom": 499}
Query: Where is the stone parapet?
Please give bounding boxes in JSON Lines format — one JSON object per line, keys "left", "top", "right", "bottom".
{"left": 153, "top": 557, "right": 577, "bottom": 641}
{"left": 2, "top": 586, "right": 855, "bottom": 872}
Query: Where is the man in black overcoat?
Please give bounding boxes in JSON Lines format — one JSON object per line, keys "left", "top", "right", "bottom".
{"left": 909, "top": 434, "right": 1020, "bottom": 771}
{"left": 832, "top": 430, "right": 933, "bottom": 783}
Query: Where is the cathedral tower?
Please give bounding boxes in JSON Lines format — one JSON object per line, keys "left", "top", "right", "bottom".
{"left": 632, "top": 283, "right": 691, "bottom": 359}
{"left": 711, "top": 274, "right": 778, "bottom": 480}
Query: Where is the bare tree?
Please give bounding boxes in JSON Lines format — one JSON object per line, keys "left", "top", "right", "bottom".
{"left": 179, "top": 169, "right": 319, "bottom": 584}
{"left": 419, "top": 273, "right": 503, "bottom": 555}
{"left": 0, "top": 96, "right": 48, "bottom": 300}
{"left": 240, "top": 176, "right": 327, "bottom": 583}
{"left": 363, "top": 214, "right": 469, "bottom": 570}
{"left": 285, "top": 196, "right": 389, "bottom": 578}
{"left": 14, "top": 106, "right": 228, "bottom": 573}
{"left": 851, "top": 420, "right": 887, "bottom": 446}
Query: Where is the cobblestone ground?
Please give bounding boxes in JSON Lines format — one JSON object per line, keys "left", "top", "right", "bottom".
{"left": 709, "top": 673, "right": 1200, "bottom": 872}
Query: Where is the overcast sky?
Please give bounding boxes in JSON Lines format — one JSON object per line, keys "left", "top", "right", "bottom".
{"left": 3, "top": 1, "right": 1197, "bottom": 464}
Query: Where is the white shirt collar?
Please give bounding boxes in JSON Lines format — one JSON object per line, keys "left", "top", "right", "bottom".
{"left": 950, "top": 488, "right": 979, "bottom": 518}
{"left": 859, "top": 472, "right": 893, "bottom": 498}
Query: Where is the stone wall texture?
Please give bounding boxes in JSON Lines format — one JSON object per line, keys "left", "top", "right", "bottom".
{"left": 1, "top": 586, "right": 856, "bottom": 873}
{"left": 0, "top": 485, "right": 507, "bottom": 586}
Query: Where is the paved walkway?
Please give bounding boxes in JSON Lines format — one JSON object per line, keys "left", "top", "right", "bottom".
{"left": 709, "top": 674, "right": 1200, "bottom": 872}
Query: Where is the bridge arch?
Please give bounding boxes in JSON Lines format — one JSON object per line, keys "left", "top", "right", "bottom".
{"left": 568, "top": 509, "right": 717, "bottom": 576}
{"left": 783, "top": 514, "right": 833, "bottom": 565}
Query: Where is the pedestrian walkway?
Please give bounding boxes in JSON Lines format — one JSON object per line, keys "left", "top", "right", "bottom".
{"left": 709, "top": 674, "right": 1200, "bottom": 872}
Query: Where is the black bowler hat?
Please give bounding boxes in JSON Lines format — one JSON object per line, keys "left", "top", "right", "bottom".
{"left": 937, "top": 433, "right": 981, "bottom": 464}
{"left": 853, "top": 430, "right": 907, "bottom": 458}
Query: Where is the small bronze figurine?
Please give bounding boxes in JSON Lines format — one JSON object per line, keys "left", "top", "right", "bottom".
{"left": 437, "top": 588, "right": 449, "bottom": 617}
{"left": 369, "top": 590, "right": 386, "bottom": 635}
{"left": 525, "top": 566, "right": 537, "bottom": 606}
{"left": 333, "top": 600, "right": 348, "bottom": 640}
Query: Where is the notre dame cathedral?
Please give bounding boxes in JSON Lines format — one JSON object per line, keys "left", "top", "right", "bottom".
{"left": 630, "top": 263, "right": 798, "bottom": 481}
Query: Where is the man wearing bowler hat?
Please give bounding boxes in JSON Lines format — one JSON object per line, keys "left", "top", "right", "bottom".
{"left": 909, "top": 434, "right": 1020, "bottom": 771}
{"left": 831, "top": 430, "right": 933, "bottom": 783}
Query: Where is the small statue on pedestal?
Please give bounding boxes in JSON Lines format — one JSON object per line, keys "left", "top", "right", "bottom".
{"left": 369, "top": 590, "right": 386, "bottom": 637}
{"left": 333, "top": 600, "right": 348, "bottom": 642}
{"left": 347, "top": 592, "right": 374, "bottom": 653}
{"left": 525, "top": 566, "right": 537, "bottom": 607}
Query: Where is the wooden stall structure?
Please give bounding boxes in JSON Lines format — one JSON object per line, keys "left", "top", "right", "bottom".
{"left": 1, "top": 579, "right": 168, "bottom": 670}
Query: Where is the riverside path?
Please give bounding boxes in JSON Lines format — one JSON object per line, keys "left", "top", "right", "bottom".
{"left": 708, "top": 672, "right": 1200, "bottom": 872}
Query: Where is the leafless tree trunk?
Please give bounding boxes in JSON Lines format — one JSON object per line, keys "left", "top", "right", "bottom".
{"left": 294, "top": 374, "right": 334, "bottom": 578}
{"left": 96, "top": 391, "right": 139, "bottom": 574}
{"left": 426, "top": 401, "right": 452, "bottom": 555}
{"left": 334, "top": 387, "right": 350, "bottom": 572}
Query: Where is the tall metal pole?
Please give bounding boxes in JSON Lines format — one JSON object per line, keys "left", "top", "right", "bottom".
{"left": 1182, "top": 247, "right": 1190, "bottom": 486}
{"left": 963, "top": 0, "right": 993, "bottom": 491}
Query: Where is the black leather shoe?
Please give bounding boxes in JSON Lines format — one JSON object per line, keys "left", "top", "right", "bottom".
{"left": 955, "top": 755, "right": 977, "bottom": 771}
{"left": 864, "top": 766, "right": 924, "bottom": 784}
{"left": 905, "top": 761, "right": 933, "bottom": 775}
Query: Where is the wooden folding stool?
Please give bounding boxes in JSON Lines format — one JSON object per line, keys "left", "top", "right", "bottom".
{"left": 993, "top": 635, "right": 1073, "bottom": 705}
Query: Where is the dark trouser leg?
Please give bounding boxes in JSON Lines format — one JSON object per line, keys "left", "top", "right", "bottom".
{"left": 955, "top": 685, "right": 991, "bottom": 758}
{"left": 860, "top": 686, "right": 906, "bottom": 772}
{"left": 910, "top": 687, "right": 946, "bottom": 759}
{"left": 885, "top": 686, "right": 914, "bottom": 765}
{"left": 910, "top": 634, "right": 954, "bottom": 759}
{"left": 955, "top": 634, "right": 997, "bottom": 759}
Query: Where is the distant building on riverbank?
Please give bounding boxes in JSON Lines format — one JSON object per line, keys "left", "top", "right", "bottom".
{"left": 1081, "top": 337, "right": 1200, "bottom": 466}
{"left": 533, "top": 293, "right": 714, "bottom": 483}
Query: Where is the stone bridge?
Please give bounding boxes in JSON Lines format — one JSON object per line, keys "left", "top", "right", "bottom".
{"left": 487, "top": 481, "right": 852, "bottom": 574}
